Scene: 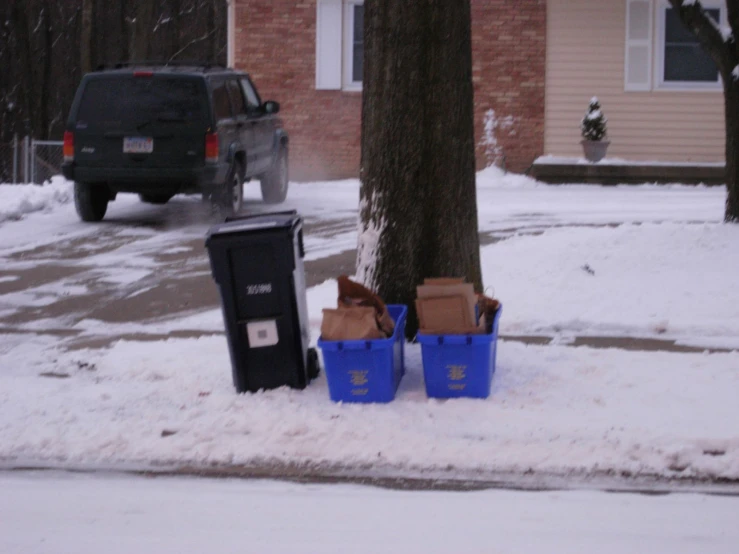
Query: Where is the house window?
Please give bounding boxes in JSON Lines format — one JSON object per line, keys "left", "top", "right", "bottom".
{"left": 345, "top": 2, "right": 365, "bottom": 87}
{"left": 625, "top": 0, "right": 724, "bottom": 92}
{"left": 316, "top": 0, "right": 364, "bottom": 91}
{"left": 659, "top": 6, "right": 721, "bottom": 87}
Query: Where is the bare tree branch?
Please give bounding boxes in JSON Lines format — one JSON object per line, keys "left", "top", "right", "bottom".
{"left": 168, "top": 29, "right": 216, "bottom": 62}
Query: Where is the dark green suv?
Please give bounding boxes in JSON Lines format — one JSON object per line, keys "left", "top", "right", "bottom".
{"left": 62, "top": 63, "right": 289, "bottom": 222}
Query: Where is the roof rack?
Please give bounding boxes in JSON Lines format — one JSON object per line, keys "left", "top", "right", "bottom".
{"left": 94, "top": 61, "right": 228, "bottom": 72}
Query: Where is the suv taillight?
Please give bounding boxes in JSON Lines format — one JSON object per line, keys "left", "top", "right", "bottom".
{"left": 63, "top": 131, "right": 74, "bottom": 162}
{"left": 205, "top": 132, "right": 219, "bottom": 163}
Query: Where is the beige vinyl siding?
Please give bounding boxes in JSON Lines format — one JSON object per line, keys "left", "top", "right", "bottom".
{"left": 544, "top": 0, "right": 725, "bottom": 162}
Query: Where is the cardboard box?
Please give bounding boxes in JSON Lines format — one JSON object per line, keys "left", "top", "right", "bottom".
{"left": 416, "top": 279, "right": 484, "bottom": 335}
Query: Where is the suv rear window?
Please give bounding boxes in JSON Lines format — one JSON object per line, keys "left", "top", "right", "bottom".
{"left": 76, "top": 76, "right": 207, "bottom": 128}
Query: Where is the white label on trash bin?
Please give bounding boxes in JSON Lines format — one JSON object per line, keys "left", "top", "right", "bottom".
{"left": 246, "top": 320, "right": 279, "bottom": 348}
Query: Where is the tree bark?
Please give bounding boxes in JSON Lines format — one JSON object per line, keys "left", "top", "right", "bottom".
{"left": 725, "top": 80, "right": 739, "bottom": 222}
{"left": 40, "top": 0, "right": 52, "bottom": 139}
{"left": 11, "top": 0, "right": 35, "bottom": 136}
{"left": 80, "top": 0, "right": 93, "bottom": 72}
{"left": 208, "top": 0, "right": 218, "bottom": 63}
{"left": 130, "top": 1, "right": 156, "bottom": 62}
{"left": 171, "top": 0, "right": 182, "bottom": 55}
{"left": 357, "top": 0, "right": 482, "bottom": 337}
{"left": 120, "top": 0, "right": 128, "bottom": 61}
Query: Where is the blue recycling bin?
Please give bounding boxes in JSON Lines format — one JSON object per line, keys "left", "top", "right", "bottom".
{"left": 417, "top": 305, "right": 502, "bottom": 399}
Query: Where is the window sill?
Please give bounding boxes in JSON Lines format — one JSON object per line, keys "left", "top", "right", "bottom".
{"left": 653, "top": 83, "right": 723, "bottom": 92}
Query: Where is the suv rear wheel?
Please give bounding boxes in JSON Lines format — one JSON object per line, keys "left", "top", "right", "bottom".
{"left": 74, "top": 182, "right": 109, "bottom": 222}
{"left": 260, "top": 149, "right": 288, "bottom": 204}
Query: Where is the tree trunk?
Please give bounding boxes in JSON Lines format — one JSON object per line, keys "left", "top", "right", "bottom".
{"left": 208, "top": 0, "right": 218, "bottom": 63}
{"left": 357, "top": 0, "right": 482, "bottom": 338}
{"left": 171, "top": 0, "right": 182, "bottom": 55}
{"left": 120, "top": 0, "right": 128, "bottom": 61}
{"left": 668, "top": 0, "right": 739, "bottom": 222}
{"left": 130, "top": 1, "right": 156, "bottom": 62}
{"left": 725, "top": 79, "right": 739, "bottom": 222}
{"left": 40, "top": 0, "right": 52, "bottom": 139}
{"left": 80, "top": 0, "right": 93, "bottom": 73}
{"left": 11, "top": 0, "right": 35, "bottom": 136}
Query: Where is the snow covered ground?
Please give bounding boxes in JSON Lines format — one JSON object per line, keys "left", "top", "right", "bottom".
{"left": 2, "top": 471, "right": 737, "bottom": 554}
{"left": 0, "top": 176, "right": 73, "bottom": 224}
{"left": 1, "top": 169, "right": 738, "bottom": 485}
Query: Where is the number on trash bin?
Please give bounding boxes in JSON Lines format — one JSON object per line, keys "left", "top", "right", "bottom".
{"left": 246, "top": 283, "right": 273, "bottom": 295}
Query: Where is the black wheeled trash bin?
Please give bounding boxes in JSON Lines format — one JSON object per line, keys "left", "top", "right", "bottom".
{"left": 205, "top": 210, "right": 320, "bottom": 393}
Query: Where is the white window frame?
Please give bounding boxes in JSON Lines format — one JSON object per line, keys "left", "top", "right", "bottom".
{"left": 342, "top": 0, "right": 364, "bottom": 91}
{"left": 654, "top": 0, "right": 724, "bottom": 91}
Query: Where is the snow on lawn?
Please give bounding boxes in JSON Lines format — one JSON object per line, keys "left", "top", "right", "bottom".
{"left": 0, "top": 177, "right": 73, "bottom": 224}
{"left": 1, "top": 170, "right": 738, "bottom": 483}
{"left": 484, "top": 223, "right": 739, "bottom": 340}
{"left": 3, "top": 472, "right": 738, "bottom": 554}
{"left": 3, "top": 326, "right": 738, "bottom": 481}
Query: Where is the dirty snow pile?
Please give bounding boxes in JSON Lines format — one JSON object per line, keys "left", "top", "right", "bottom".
{"left": 0, "top": 177, "right": 73, "bottom": 224}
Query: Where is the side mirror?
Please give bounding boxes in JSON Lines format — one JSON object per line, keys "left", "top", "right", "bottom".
{"left": 263, "top": 100, "right": 280, "bottom": 114}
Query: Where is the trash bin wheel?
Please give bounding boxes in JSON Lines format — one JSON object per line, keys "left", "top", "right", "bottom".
{"left": 307, "top": 347, "right": 320, "bottom": 380}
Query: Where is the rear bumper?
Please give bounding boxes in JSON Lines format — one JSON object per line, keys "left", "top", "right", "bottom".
{"left": 62, "top": 162, "right": 229, "bottom": 192}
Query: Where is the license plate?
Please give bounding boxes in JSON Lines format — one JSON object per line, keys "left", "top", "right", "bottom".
{"left": 123, "top": 137, "right": 153, "bottom": 154}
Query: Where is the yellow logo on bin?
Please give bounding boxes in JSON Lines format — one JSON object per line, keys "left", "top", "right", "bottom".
{"left": 447, "top": 365, "right": 467, "bottom": 381}
{"left": 349, "top": 370, "right": 369, "bottom": 386}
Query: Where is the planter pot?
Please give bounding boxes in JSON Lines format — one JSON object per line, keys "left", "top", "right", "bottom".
{"left": 581, "top": 140, "right": 610, "bottom": 162}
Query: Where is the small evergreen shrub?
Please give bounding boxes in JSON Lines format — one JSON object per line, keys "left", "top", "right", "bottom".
{"left": 581, "top": 97, "right": 608, "bottom": 141}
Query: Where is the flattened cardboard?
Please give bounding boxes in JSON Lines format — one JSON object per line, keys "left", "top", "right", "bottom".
{"left": 416, "top": 283, "right": 477, "bottom": 328}
{"left": 418, "top": 312, "right": 488, "bottom": 336}
{"left": 415, "top": 296, "right": 471, "bottom": 331}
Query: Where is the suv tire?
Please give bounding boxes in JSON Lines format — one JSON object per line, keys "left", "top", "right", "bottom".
{"left": 139, "top": 193, "right": 173, "bottom": 205}
{"left": 260, "top": 149, "right": 288, "bottom": 204}
{"left": 74, "top": 182, "right": 109, "bottom": 222}
{"left": 217, "top": 160, "right": 244, "bottom": 217}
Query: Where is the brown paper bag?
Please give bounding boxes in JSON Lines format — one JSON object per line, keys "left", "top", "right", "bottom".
{"left": 478, "top": 294, "right": 500, "bottom": 334}
{"left": 321, "top": 307, "right": 385, "bottom": 341}
{"left": 337, "top": 275, "right": 394, "bottom": 337}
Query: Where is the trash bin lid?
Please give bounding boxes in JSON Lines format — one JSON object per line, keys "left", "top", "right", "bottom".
{"left": 206, "top": 210, "right": 301, "bottom": 241}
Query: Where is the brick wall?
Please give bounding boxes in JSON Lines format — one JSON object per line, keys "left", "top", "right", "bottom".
{"left": 471, "top": 0, "right": 546, "bottom": 174}
{"left": 234, "top": 0, "right": 546, "bottom": 181}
